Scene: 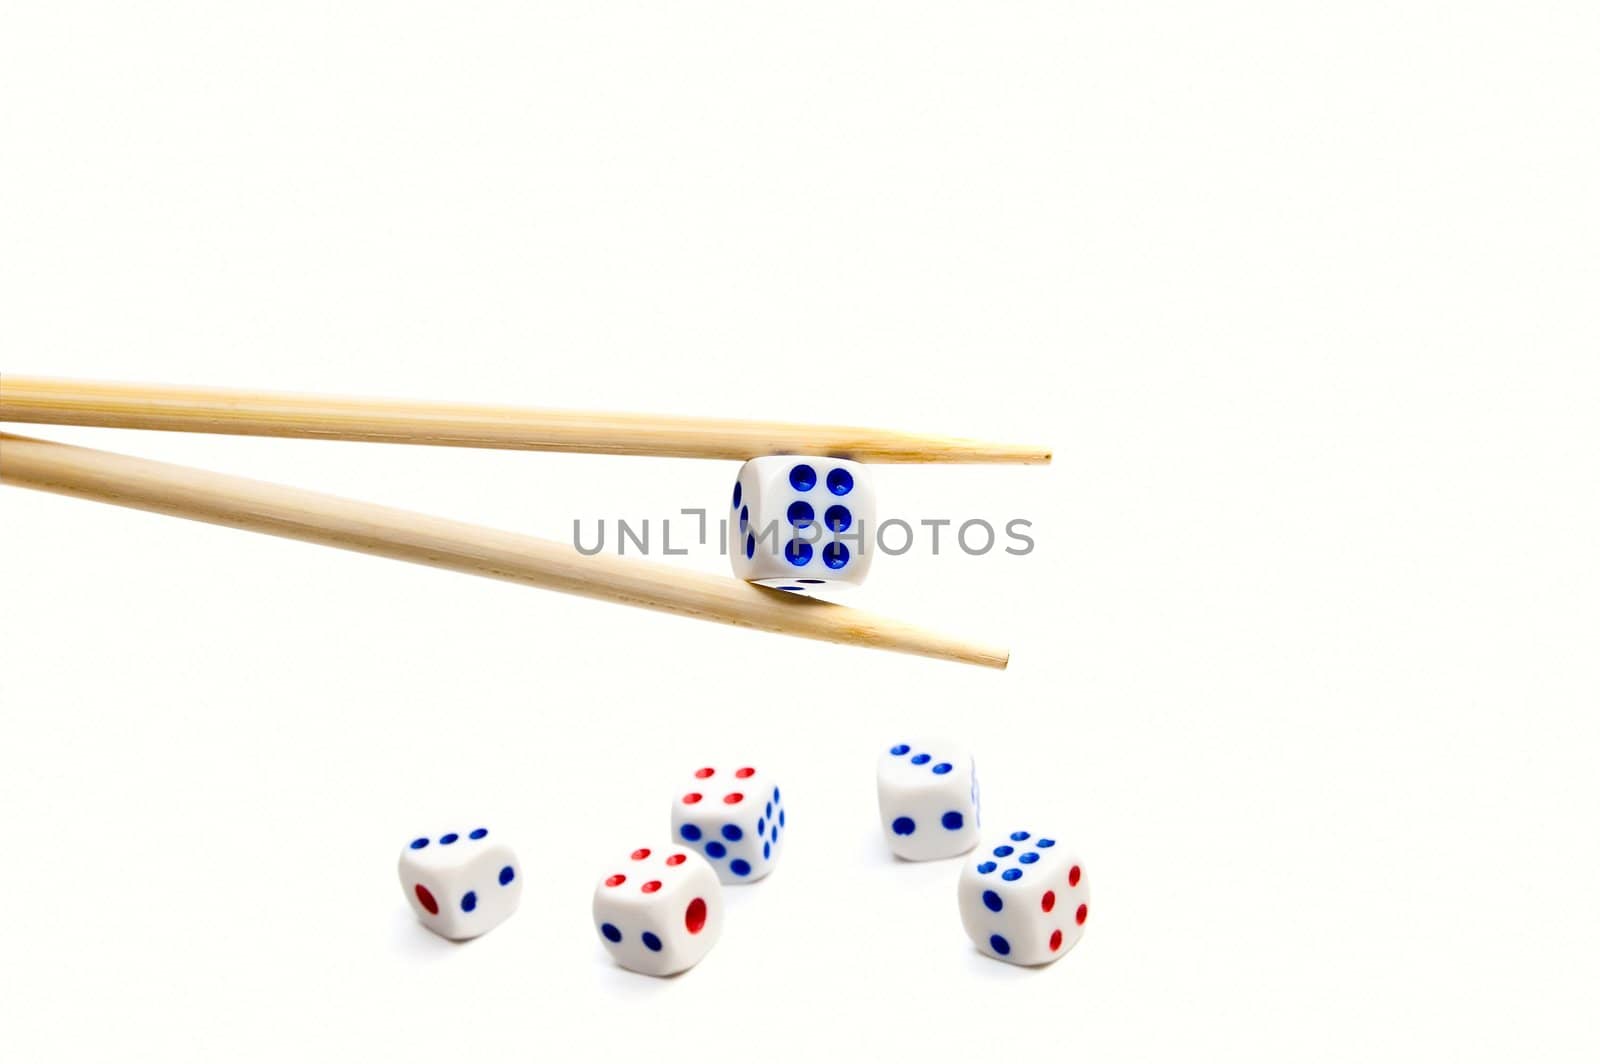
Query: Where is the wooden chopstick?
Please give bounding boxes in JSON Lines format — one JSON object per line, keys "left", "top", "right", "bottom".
{"left": 0, "top": 432, "right": 1010, "bottom": 669}
{"left": 0, "top": 376, "right": 1051, "bottom": 464}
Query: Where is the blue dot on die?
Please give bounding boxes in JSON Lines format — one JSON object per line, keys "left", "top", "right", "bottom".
{"left": 774, "top": 787, "right": 782, "bottom": 803}
{"left": 601, "top": 922, "right": 622, "bottom": 943}
{"left": 1019, "top": 852, "right": 1040, "bottom": 865}
{"left": 730, "top": 859, "right": 752, "bottom": 877}
{"left": 789, "top": 464, "right": 817, "bottom": 491}
{"left": 642, "top": 932, "right": 663, "bottom": 952}
{"left": 469, "top": 828, "right": 488, "bottom": 840}
{"left": 787, "top": 501, "right": 814, "bottom": 527}
{"left": 744, "top": 534, "right": 755, "bottom": 560}
{"left": 933, "top": 763, "right": 952, "bottom": 775}
{"left": 461, "top": 891, "right": 477, "bottom": 912}
{"left": 440, "top": 833, "right": 459, "bottom": 845}
{"left": 977, "top": 861, "right": 997, "bottom": 875}
{"left": 993, "top": 845, "right": 1014, "bottom": 858}
{"left": 758, "top": 818, "right": 766, "bottom": 835}
{"left": 990, "top": 934, "right": 1012, "bottom": 956}
{"left": 739, "top": 505, "right": 749, "bottom": 532}
{"left": 705, "top": 841, "right": 727, "bottom": 859}
{"left": 941, "top": 811, "right": 965, "bottom": 830}
{"left": 1036, "top": 838, "right": 1056, "bottom": 848}
{"left": 499, "top": 865, "right": 515, "bottom": 885}
{"left": 827, "top": 468, "right": 854, "bottom": 496}
{"left": 763, "top": 841, "right": 771, "bottom": 859}
{"left": 1011, "top": 830, "right": 1031, "bottom": 842}
{"left": 910, "top": 753, "right": 931, "bottom": 765}
{"left": 409, "top": 837, "right": 429, "bottom": 850}
{"left": 822, "top": 542, "right": 850, "bottom": 569}
{"left": 779, "top": 810, "right": 785, "bottom": 827}
{"left": 785, "top": 539, "right": 814, "bottom": 566}
{"left": 983, "top": 890, "right": 1003, "bottom": 913}
{"left": 890, "top": 744, "right": 910, "bottom": 756}
{"left": 1002, "top": 869, "right": 1023, "bottom": 882}
{"left": 824, "top": 505, "right": 851, "bottom": 532}
{"left": 765, "top": 802, "right": 773, "bottom": 818}
{"left": 680, "top": 823, "right": 702, "bottom": 842}
{"left": 722, "top": 824, "right": 743, "bottom": 842}
{"left": 892, "top": 816, "right": 916, "bottom": 836}
{"left": 732, "top": 482, "right": 742, "bottom": 508}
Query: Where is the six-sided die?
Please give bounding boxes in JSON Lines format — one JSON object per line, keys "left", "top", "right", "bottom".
{"left": 877, "top": 739, "right": 980, "bottom": 861}
{"left": 592, "top": 844, "right": 725, "bottom": 976}
{"left": 958, "top": 829, "right": 1089, "bottom": 966}
{"left": 398, "top": 826, "right": 522, "bottom": 941}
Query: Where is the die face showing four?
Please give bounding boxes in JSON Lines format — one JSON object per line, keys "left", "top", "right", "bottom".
{"left": 877, "top": 739, "right": 980, "bottom": 861}
{"left": 671, "top": 764, "right": 786, "bottom": 884}
{"left": 729, "top": 456, "right": 875, "bottom": 591}
{"left": 958, "top": 830, "right": 1089, "bottom": 966}
{"left": 397, "top": 827, "right": 522, "bottom": 941}
{"left": 592, "top": 844, "right": 724, "bottom": 976}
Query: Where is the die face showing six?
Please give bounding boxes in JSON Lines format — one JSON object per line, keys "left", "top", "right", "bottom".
{"left": 592, "top": 844, "right": 724, "bottom": 976}
{"left": 729, "top": 456, "right": 875, "bottom": 591}
{"left": 877, "top": 739, "right": 980, "bottom": 861}
{"left": 397, "top": 826, "right": 522, "bottom": 941}
{"left": 958, "top": 830, "right": 1089, "bottom": 966}
{"left": 670, "top": 764, "right": 786, "bottom": 884}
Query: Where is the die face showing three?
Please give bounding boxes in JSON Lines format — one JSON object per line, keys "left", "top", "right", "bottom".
{"left": 671, "top": 764, "right": 786, "bottom": 884}
{"left": 877, "top": 740, "right": 980, "bottom": 861}
{"left": 729, "top": 456, "right": 875, "bottom": 590}
{"left": 592, "top": 844, "right": 724, "bottom": 976}
{"left": 958, "top": 830, "right": 1089, "bottom": 966}
{"left": 397, "top": 827, "right": 522, "bottom": 941}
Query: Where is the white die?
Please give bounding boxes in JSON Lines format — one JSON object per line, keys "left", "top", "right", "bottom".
{"left": 958, "top": 829, "right": 1090, "bottom": 966}
{"left": 877, "top": 739, "right": 980, "bottom": 861}
{"left": 592, "top": 844, "right": 724, "bottom": 976}
{"left": 397, "top": 826, "right": 522, "bottom": 941}
{"left": 729, "top": 456, "right": 875, "bottom": 591}
{"left": 670, "top": 764, "right": 786, "bottom": 884}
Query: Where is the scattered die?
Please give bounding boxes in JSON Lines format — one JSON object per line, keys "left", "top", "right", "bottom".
{"left": 398, "top": 826, "right": 522, "bottom": 941}
{"left": 592, "top": 844, "right": 724, "bottom": 976}
{"left": 671, "top": 764, "right": 786, "bottom": 883}
{"left": 729, "top": 456, "right": 875, "bottom": 591}
{"left": 877, "top": 739, "right": 980, "bottom": 861}
{"left": 958, "top": 830, "right": 1089, "bottom": 966}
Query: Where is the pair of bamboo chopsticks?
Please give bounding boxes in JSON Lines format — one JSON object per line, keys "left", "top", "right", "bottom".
{"left": 0, "top": 376, "right": 1049, "bottom": 669}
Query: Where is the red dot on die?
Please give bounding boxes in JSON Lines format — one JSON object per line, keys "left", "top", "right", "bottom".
{"left": 1041, "top": 890, "right": 1056, "bottom": 913}
{"left": 723, "top": 792, "right": 744, "bottom": 805}
{"left": 735, "top": 767, "right": 755, "bottom": 778}
{"left": 1076, "top": 903, "right": 1088, "bottom": 925}
{"left": 642, "top": 880, "right": 662, "bottom": 894}
{"left": 1050, "top": 929, "right": 1063, "bottom": 951}
{"left": 414, "top": 884, "right": 439, "bottom": 915}
{"left": 685, "top": 897, "right": 707, "bottom": 934}
{"left": 631, "top": 848, "right": 651, "bottom": 861}
{"left": 1069, "top": 865, "right": 1082, "bottom": 887}
{"left": 605, "top": 874, "right": 626, "bottom": 888}
{"left": 665, "top": 854, "right": 686, "bottom": 867}
{"left": 694, "top": 767, "right": 715, "bottom": 779}
{"left": 683, "top": 792, "right": 702, "bottom": 804}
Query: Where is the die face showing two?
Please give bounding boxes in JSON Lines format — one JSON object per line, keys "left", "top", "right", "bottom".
{"left": 671, "top": 764, "right": 786, "bottom": 884}
{"left": 592, "top": 844, "right": 724, "bottom": 976}
{"left": 877, "top": 740, "right": 980, "bottom": 861}
{"left": 729, "top": 456, "right": 875, "bottom": 591}
{"left": 958, "top": 830, "right": 1089, "bottom": 966}
{"left": 398, "top": 827, "right": 522, "bottom": 941}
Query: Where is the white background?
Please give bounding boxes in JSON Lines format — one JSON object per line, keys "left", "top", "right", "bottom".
{"left": 2, "top": 2, "right": 1597, "bottom": 1060}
